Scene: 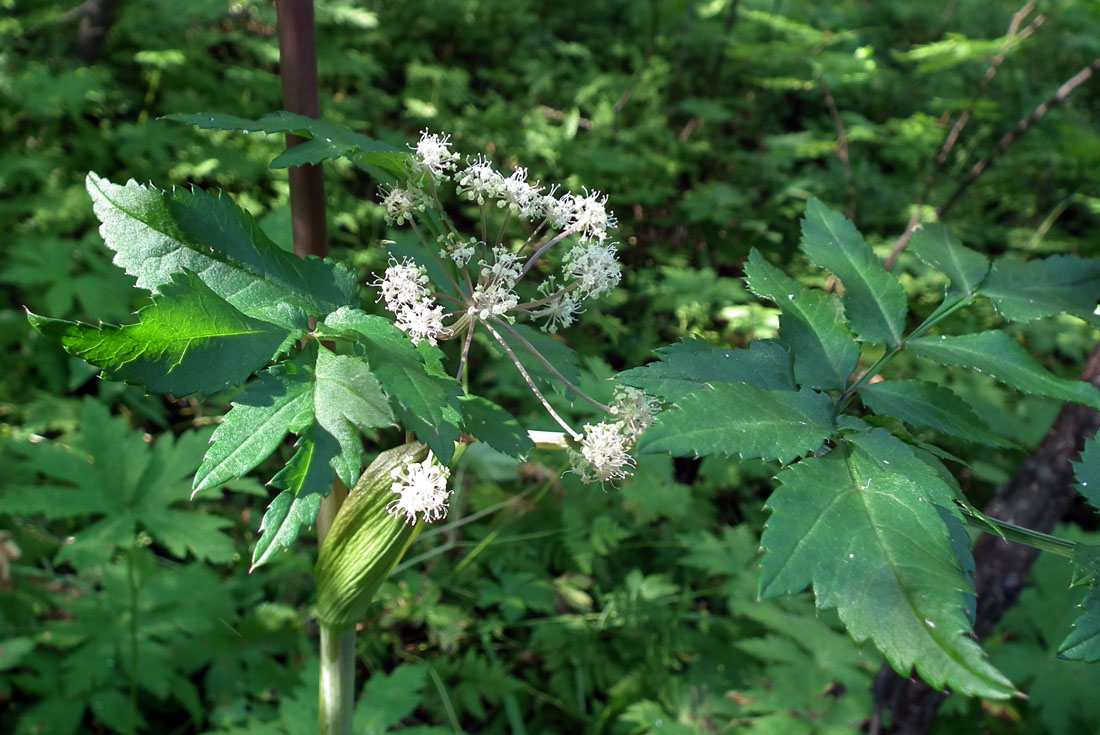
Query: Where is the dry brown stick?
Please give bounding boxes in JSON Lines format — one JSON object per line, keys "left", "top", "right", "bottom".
{"left": 816, "top": 72, "right": 857, "bottom": 221}
{"left": 869, "top": 341, "right": 1100, "bottom": 734}
{"left": 937, "top": 57, "right": 1100, "bottom": 219}
{"left": 884, "top": 4, "right": 1041, "bottom": 270}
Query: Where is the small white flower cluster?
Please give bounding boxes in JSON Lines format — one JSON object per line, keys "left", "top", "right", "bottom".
{"left": 387, "top": 452, "right": 452, "bottom": 525}
{"left": 374, "top": 129, "right": 622, "bottom": 335}
{"left": 570, "top": 387, "right": 661, "bottom": 485}
{"left": 373, "top": 257, "right": 452, "bottom": 346}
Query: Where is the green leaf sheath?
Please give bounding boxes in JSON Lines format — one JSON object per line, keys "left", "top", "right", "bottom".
{"left": 909, "top": 224, "right": 990, "bottom": 297}
{"left": 194, "top": 342, "right": 394, "bottom": 495}
{"left": 979, "top": 254, "right": 1100, "bottom": 325}
{"left": 799, "top": 199, "right": 908, "bottom": 347}
{"left": 858, "top": 379, "right": 1016, "bottom": 449}
{"left": 617, "top": 338, "right": 795, "bottom": 402}
{"left": 163, "top": 111, "right": 408, "bottom": 179}
{"left": 319, "top": 308, "right": 462, "bottom": 463}
{"left": 459, "top": 396, "right": 535, "bottom": 459}
{"left": 907, "top": 331, "right": 1100, "bottom": 411}
{"left": 28, "top": 270, "right": 291, "bottom": 397}
{"left": 1072, "top": 435, "right": 1100, "bottom": 513}
{"left": 1059, "top": 589, "right": 1100, "bottom": 662}
{"left": 86, "top": 172, "right": 358, "bottom": 330}
{"left": 250, "top": 427, "right": 334, "bottom": 570}
{"left": 639, "top": 384, "right": 835, "bottom": 463}
{"left": 759, "top": 429, "right": 1015, "bottom": 698}
{"left": 744, "top": 249, "right": 860, "bottom": 391}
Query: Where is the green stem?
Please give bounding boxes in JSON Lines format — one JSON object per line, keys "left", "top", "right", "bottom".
{"left": 319, "top": 623, "right": 356, "bottom": 735}
{"left": 960, "top": 507, "right": 1077, "bottom": 558}
{"left": 126, "top": 546, "right": 139, "bottom": 735}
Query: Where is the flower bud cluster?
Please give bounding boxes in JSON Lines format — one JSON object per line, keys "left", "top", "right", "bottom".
{"left": 570, "top": 387, "right": 661, "bottom": 485}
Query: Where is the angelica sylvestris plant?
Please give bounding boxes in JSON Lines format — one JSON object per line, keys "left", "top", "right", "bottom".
{"left": 617, "top": 200, "right": 1100, "bottom": 698}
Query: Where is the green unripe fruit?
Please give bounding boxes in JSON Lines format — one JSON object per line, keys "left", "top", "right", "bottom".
{"left": 314, "top": 441, "right": 427, "bottom": 629}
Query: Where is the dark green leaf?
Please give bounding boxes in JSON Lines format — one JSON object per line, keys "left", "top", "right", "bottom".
{"left": 744, "top": 249, "right": 860, "bottom": 391}
{"left": 319, "top": 308, "right": 462, "bottom": 462}
{"left": 616, "top": 338, "right": 794, "bottom": 401}
{"left": 28, "top": 270, "right": 291, "bottom": 397}
{"left": 86, "top": 173, "right": 358, "bottom": 329}
{"left": 760, "top": 429, "right": 1014, "bottom": 697}
{"left": 980, "top": 255, "right": 1100, "bottom": 325}
{"left": 639, "top": 384, "right": 835, "bottom": 462}
{"left": 1059, "top": 588, "right": 1100, "bottom": 662}
{"left": 163, "top": 111, "right": 408, "bottom": 179}
{"left": 907, "top": 331, "right": 1100, "bottom": 411}
{"left": 251, "top": 428, "right": 334, "bottom": 570}
{"left": 800, "top": 199, "right": 908, "bottom": 347}
{"left": 909, "top": 224, "right": 989, "bottom": 297}
{"left": 1073, "top": 435, "right": 1100, "bottom": 513}
{"left": 460, "top": 396, "right": 534, "bottom": 459}
{"left": 858, "top": 379, "right": 1015, "bottom": 448}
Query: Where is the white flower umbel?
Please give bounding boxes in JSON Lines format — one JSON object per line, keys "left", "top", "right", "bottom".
{"left": 456, "top": 155, "right": 503, "bottom": 204}
{"left": 374, "top": 257, "right": 452, "bottom": 346}
{"left": 564, "top": 241, "right": 622, "bottom": 299}
{"left": 497, "top": 167, "right": 542, "bottom": 220}
{"left": 531, "top": 278, "right": 581, "bottom": 332}
{"left": 566, "top": 189, "right": 616, "bottom": 243}
{"left": 410, "top": 130, "right": 460, "bottom": 180}
{"left": 439, "top": 233, "right": 478, "bottom": 266}
{"left": 609, "top": 386, "right": 661, "bottom": 441}
{"left": 387, "top": 453, "right": 452, "bottom": 525}
{"left": 571, "top": 422, "right": 636, "bottom": 484}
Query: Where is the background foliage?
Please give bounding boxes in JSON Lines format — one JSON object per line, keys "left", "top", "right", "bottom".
{"left": 3, "top": 0, "right": 1100, "bottom": 732}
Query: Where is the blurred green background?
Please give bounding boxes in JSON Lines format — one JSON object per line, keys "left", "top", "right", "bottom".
{"left": 3, "top": 1, "right": 1100, "bottom": 733}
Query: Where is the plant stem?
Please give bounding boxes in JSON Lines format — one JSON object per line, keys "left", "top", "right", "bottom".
{"left": 959, "top": 507, "right": 1077, "bottom": 558}
{"left": 126, "top": 546, "right": 139, "bottom": 735}
{"left": 319, "top": 623, "right": 356, "bottom": 735}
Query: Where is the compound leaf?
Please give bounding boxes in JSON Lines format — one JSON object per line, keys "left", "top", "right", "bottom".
{"left": 760, "top": 429, "right": 1014, "bottom": 697}
{"left": 460, "top": 396, "right": 534, "bottom": 459}
{"left": 616, "top": 338, "right": 794, "bottom": 402}
{"left": 858, "top": 379, "right": 1015, "bottom": 448}
{"left": 909, "top": 224, "right": 989, "bottom": 297}
{"left": 639, "top": 383, "right": 834, "bottom": 462}
{"left": 744, "top": 249, "right": 860, "bottom": 391}
{"left": 86, "top": 172, "right": 358, "bottom": 329}
{"left": 979, "top": 254, "right": 1100, "bottom": 325}
{"left": 908, "top": 331, "right": 1100, "bottom": 411}
{"left": 800, "top": 199, "right": 908, "bottom": 347}
{"left": 319, "top": 308, "right": 462, "bottom": 462}
{"left": 29, "top": 270, "right": 290, "bottom": 397}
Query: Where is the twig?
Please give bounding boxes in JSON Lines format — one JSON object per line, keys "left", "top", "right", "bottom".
{"left": 884, "top": 4, "right": 1042, "bottom": 270}
{"left": 936, "top": 56, "right": 1100, "bottom": 220}
{"left": 815, "top": 72, "right": 857, "bottom": 221}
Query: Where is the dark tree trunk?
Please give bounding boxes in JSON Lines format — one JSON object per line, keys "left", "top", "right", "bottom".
{"left": 871, "top": 341, "right": 1100, "bottom": 734}
{"left": 73, "top": 0, "right": 120, "bottom": 64}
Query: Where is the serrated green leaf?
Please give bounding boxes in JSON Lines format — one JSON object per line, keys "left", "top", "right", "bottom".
{"left": 909, "top": 224, "right": 989, "bottom": 297}
{"left": 163, "top": 111, "right": 408, "bottom": 180}
{"left": 616, "top": 338, "right": 794, "bottom": 401}
{"left": 744, "top": 249, "right": 860, "bottom": 390}
{"left": 907, "top": 331, "right": 1100, "bottom": 411}
{"left": 319, "top": 307, "right": 462, "bottom": 462}
{"left": 1073, "top": 435, "right": 1100, "bottom": 513}
{"left": 251, "top": 428, "right": 334, "bottom": 570}
{"left": 86, "top": 172, "right": 358, "bottom": 329}
{"left": 639, "top": 383, "right": 835, "bottom": 462}
{"left": 800, "top": 199, "right": 908, "bottom": 347}
{"left": 460, "top": 395, "right": 534, "bottom": 459}
{"left": 979, "top": 255, "right": 1100, "bottom": 325}
{"left": 193, "top": 360, "right": 316, "bottom": 494}
{"left": 858, "top": 379, "right": 1015, "bottom": 448}
{"left": 1059, "top": 588, "right": 1100, "bottom": 662}
{"left": 29, "top": 270, "right": 291, "bottom": 397}
{"left": 760, "top": 429, "right": 1014, "bottom": 697}
{"left": 194, "top": 342, "right": 393, "bottom": 494}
